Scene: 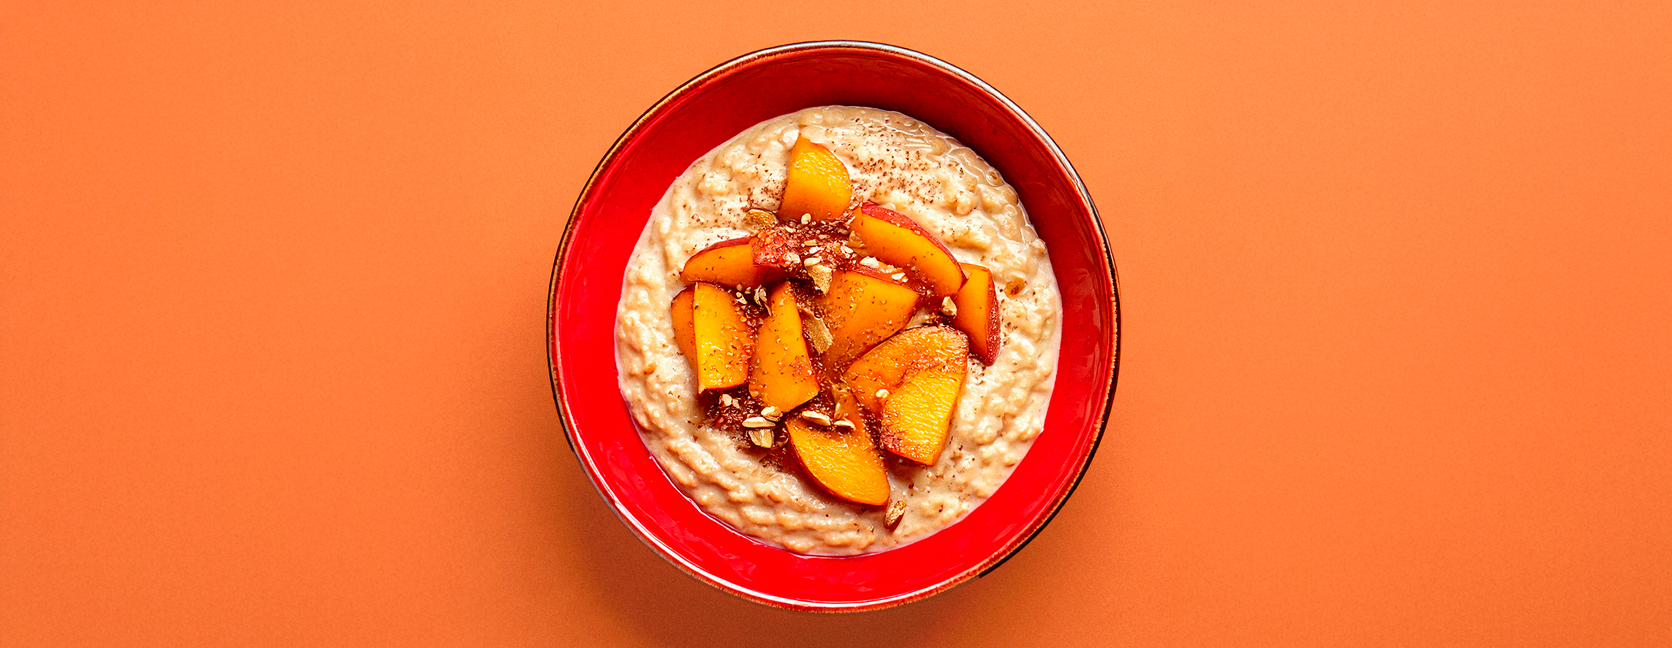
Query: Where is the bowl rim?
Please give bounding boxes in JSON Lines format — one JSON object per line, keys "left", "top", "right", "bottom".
{"left": 546, "top": 40, "right": 1121, "bottom": 612}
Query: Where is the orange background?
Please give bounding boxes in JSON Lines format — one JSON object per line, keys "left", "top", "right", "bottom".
{"left": 3, "top": 2, "right": 1669, "bottom": 646}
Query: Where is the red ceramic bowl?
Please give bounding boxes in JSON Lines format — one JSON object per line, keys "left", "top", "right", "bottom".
{"left": 547, "top": 41, "right": 1119, "bottom": 612}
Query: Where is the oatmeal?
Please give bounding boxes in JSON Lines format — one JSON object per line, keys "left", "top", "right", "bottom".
{"left": 614, "top": 106, "right": 1061, "bottom": 554}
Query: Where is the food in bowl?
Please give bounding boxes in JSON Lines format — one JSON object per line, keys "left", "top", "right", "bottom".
{"left": 614, "top": 105, "right": 1062, "bottom": 554}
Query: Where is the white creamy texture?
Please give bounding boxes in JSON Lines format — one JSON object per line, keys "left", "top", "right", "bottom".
{"left": 614, "top": 106, "right": 1062, "bottom": 554}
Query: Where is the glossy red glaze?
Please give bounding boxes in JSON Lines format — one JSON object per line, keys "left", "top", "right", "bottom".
{"left": 547, "top": 41, "right": 1120, "bottom": 612}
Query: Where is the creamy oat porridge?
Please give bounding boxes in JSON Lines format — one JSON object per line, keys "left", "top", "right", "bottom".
{"left": 613, "top": 106, "right": 1061, "bottom": 555}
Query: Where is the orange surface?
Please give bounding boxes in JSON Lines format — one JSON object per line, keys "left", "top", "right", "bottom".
{"left": 2, "top": 2, "right": 1669, "bottom": 646}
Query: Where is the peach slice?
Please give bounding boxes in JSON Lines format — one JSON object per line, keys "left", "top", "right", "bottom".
{"left": 787, "top": 387, "right": 889, "bottom": 506}
{"left": 777, "top": 136, "right": 852, "bottom": 222}
{"left": 669, "top": 286, "right": 697, "bottom": 364}
{"left": 679, "top": 237, "right": 784, "bottom": 288}
{"left": 842, "top": 326, "right": 969, "bottom": 465}
{"left": 851, "top": 203, "right": 966, "bottom": 297}
{"left": 950, "top": 263, "right": 1002, "bottom": 364}
{"left": 691, "top": 282, "right": 754, "bottom": 391}
{"left": 815, "top": 268, "right": 920, "bottom": 368}
{"left": 748, "top": 283, "right": 820, "bottom": 412}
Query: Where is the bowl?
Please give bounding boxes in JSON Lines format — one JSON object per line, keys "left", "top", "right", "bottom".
{"left": 547, "top": 41, "right": 1119, "bottom": 612}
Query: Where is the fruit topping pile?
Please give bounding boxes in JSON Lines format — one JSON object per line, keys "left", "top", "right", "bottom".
{"left": 668, "top": 136, "right": 1006, "bottom": 514}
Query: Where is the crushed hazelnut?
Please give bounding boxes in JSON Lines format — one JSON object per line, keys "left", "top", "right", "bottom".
{"left": 760, "top": 405, "right": 782, "bottom": 421}
{"left": 800, "top": 410, "right": 833, "bottom": 426}
{"left": 832, "top": 418, "right": 856, "bottom": 431}
{"left": 743, "top": 209, "right": 777, "bottom": 231}
{"left": 859, "top": 256, "right": 881, "bottom": 269}
{"left": 742, "top": 417, "right": 775, "bottom": 429}
{"left": 748, "top": 426, "right": 774, "bottom": 448}
{"left": 807, "top": 264, "right": 833, "bottom": 293}
{"left": 803, "top": 315, "right": 834, "bottom": 352}
{"left": 875, "top": 388, "right": 890, "bottom": 399}
{"left": 886, "top": 499, "right": 907, "bottom": 527}
{"left": 941, "top": 297, "right": 957, "bottom": 317}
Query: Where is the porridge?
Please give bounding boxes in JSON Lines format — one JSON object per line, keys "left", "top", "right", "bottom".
{"left": 614, "top": 106, "right": 1061, "bottom": 554}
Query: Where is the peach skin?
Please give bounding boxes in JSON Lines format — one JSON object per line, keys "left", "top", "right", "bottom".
{"left": 679, "top": 237, "right": 786, "bottom": 288}
{"left": 851, "top": 203, "right": 966, "bottom": 297}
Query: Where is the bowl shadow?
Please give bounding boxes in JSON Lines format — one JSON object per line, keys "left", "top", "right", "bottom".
{"left": 550, "top": 444, "right": 979, "bottom": 646}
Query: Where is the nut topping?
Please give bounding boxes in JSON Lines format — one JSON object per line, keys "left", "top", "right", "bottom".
{"left": 800, "top": 410, "right": 833, "bottom": 426}
{"left": 885, "top": 498, "right": 907, "bottom": 527}
{"left": 742, "top": 416, "right": 775, "bottom": 428}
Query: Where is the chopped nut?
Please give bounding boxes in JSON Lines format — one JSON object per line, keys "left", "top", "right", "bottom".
{"left": 875, "top": 388, "right": 890, "bottom": 399}
{"left": 748, "top": 426, "right": 775, "bottom": 448}
{"left": 760, "top": 405, "right": 782, "bottom": 420}
{"left": 941, "top": 297, "right": 957, "bottom": 317}
{"left": 859, "top": 256, "right": 881, "bottom": 269}
{"left": 890, "top": 272, "right": 906, "bottom": 282}
{"left": 754, "top": 286, "right": 768, "bottom": 303}
{"left": 720, "top": 394, "right": 736, "bottom": 407}
{"left": 800, "top": 410, "right": 833, "bottom": 426}
{"left": 801, "top": 213, "right": 812, "bottom": 224}
{"left": 885, "top": 498, "right": 907, "bottom": 527}
{"left": 743, "top": 208, "right": 777, "bottom": 231}
{"left": 832, "top": 418, "right": 856, "bottom": 431}
{"left": 803, "top": 315, "right": 834, "bottom": 352}
{"left": 784, "top": 251, "right": 800, "bottom": 265}
{"left": 806, "top": 263, "right": 833, "bottom": 293}
{"left": 802, "top": 256, "right": 822, "bottom": 267}
{"left": 742, "top": 416, "right": 775, "bottom": 429}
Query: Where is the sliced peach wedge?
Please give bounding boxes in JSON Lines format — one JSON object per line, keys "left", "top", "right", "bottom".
{"left": 851, "top": 203, "right": 966, "bottom": 297}
{"left": 679, "top": 237, "right": 785, "bottom": 288}
{"left": 777, "top": 136, "right": 852, "bottom": 222}
{"left": 786, "top": 386, "right": 890, "bottom": 506}
{"left": 815, "top": 268, "right": 920, "bottom": 368}
{"left": 843, "top": 325, "right": 969, "bottom": 465}
{"left": 950, "top": 263, "right": 1002, "bottom": 365}
{"left": 748, "top": 283, "right": 820, "bottom": 412}
{"left": 670, "top": 286, "right": 698, "bottom": 362}
{"left": 670, "top": 282, "right": 756, "bottom": 391}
